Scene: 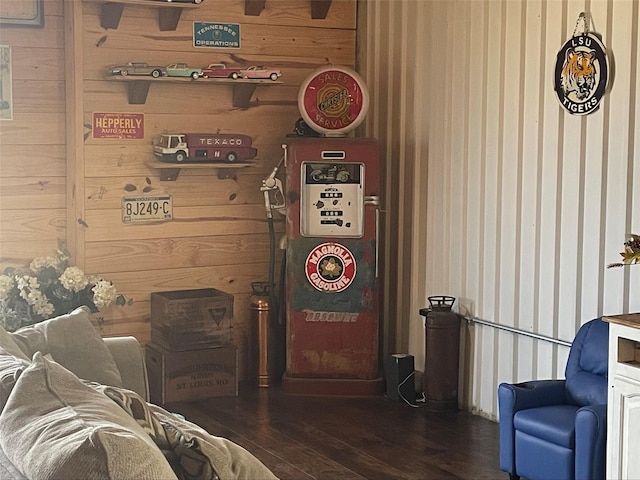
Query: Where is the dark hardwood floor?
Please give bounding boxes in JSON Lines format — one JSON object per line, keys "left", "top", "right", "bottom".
{"left": 168, "top": 386, "right": 505, "bottom": 480}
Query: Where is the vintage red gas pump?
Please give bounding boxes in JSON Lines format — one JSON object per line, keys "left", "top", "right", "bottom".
{"left": 281, "top": 66, "right": 383, "bottom": 395}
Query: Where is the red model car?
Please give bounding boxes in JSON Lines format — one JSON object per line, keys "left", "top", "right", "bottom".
{"left": 239, "top": 65, "right": 282, "bottom": 81}
{"left": 201, "top": 64, "right": 242, "bottom": 79}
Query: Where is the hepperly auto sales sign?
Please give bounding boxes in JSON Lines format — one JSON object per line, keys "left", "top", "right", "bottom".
{"left": 93, "top": 112, "right": 144, "bottom": 139}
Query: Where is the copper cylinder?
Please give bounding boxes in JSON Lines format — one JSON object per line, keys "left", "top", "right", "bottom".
{"left": 250, "top": 282, "right": 271, "bottom": 387}
{"left": 420, "top": 296, "right": 461, "bottom": 412}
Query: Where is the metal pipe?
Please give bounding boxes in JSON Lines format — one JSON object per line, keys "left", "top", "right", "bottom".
{"left": 463, "top": 316, "right": 572, "bottom": 347}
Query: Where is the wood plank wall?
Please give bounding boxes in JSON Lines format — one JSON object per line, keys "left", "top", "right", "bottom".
{"left": 0, "top": 0, "right": 357, "bottom": 381}
{"left": 0, "top": 1, "right": 67, "bottom": 263}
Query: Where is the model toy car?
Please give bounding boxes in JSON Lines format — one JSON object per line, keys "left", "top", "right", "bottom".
{"left": 165, "top": 63, "right": 202, "bottom": 79}
{"left": 201, "top": 64, "right": 242, "bottom": 79}
{"left": 239, "top": 66, "right": 281, "bottom": 81}
{"left": 109, "top": 62, "right": 167, "bottom": 78}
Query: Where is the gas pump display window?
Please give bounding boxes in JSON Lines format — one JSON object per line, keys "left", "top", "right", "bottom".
{"left": 300, "top": 162, "right": 364, "bottom": 238}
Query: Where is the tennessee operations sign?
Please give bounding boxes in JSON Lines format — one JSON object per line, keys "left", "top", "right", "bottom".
{"left": 193, "top": 22, "right": 240, "bottom": 49}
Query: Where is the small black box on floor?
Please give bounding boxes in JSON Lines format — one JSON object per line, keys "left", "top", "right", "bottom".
{"left": 385, "top": 354, "right": 416, "bottom": 403}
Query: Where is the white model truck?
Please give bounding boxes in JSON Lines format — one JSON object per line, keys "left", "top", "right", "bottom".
{"left": 153, "top": 133, "right": 257, "bottom": 163}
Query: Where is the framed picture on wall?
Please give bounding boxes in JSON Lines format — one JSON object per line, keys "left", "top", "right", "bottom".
{"left": 0, "top": 46, "right": 13, "bottom": 121}
{"left": 0, "top": 0, "right": 44, "bottom": 27}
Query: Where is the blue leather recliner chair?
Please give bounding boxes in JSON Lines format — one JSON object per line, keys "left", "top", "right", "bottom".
{"left": 498, "top": 318, "right": 609, "bottom": 480}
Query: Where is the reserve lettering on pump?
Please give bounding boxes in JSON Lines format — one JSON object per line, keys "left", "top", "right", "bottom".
{"left": 304, "top": 311, "right": 358, "bottom": 322}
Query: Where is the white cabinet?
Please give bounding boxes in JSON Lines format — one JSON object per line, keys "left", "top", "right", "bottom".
{"left": 605, "top": 314, "right": 640, "bottom": 480}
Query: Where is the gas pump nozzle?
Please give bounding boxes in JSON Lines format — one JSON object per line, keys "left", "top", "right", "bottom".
{"left": 261, "top": 157, "right": 286, "bottom": 218}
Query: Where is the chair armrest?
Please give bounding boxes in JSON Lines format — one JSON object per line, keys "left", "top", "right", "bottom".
{"left": 498, "top": 380, "right": 567, "bottom": 475}
{"left": 575, "top": 403, "right": 607, "bottom": 480}
{"left": 103, "top": 336, "right": 149, "bottom": 402}
{"left": 499, "top": 380, "right": 567, "bottom": 413}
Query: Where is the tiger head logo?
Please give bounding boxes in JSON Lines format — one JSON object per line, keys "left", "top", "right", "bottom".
{"left": 560, "top": 48, "right": 596, "bottom": 100}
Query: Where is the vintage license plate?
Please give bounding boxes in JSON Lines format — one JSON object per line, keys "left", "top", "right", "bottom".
{"left": 122, "top": 195, "right": 173, "bottom": 224}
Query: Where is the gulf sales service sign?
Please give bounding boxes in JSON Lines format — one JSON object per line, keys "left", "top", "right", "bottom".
{"left": 193, "top": 22, "right": 240, "bottom": 49}
{"left": 93, "top": 112, "right": 144, "bottom": 139}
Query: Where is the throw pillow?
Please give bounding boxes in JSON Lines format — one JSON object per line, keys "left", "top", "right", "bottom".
{"left": 0, "top": 325, "right": 31, "bottom": 412}
{"left": 0, "top": 352, "right": 178, "bottom": 480}
{"left": 149, "top": 404, "right": 280, "bottom": 480}
{"left": 10, "top": 306, "right": 123, "bottom": 387}
{"left": 0, "top": 354, "right": 29, "bottom": 411}
{"left": 0, "top": 325, "right": 30, "bottom": 361}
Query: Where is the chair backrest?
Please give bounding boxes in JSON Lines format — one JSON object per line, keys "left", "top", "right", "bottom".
{"left": 564, "top": 318, "right": 609, "bottom": 406}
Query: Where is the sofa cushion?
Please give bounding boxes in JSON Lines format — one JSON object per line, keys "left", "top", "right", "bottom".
{"left": 514, "top": 404, "right": 579, "bottom": 448}
{"left": 0, "top": 352, "right": 178, "bottom": 480}
{"left": 10, "top": 306, "right": 123, "bottom": 387}
{"left": 0, "top": 325, "right": 30, "bottom": 361}
{"left": 0, "top": 326, "right": 31, "bottom": 412}
{"left": 565, "top": 318, "right": 609, "bottom": 406}
{"left": 149, "top": 404, "right": 280, "bottom": 480}
{"left": 0, "top": 354, "right": 29, "bottom": 411}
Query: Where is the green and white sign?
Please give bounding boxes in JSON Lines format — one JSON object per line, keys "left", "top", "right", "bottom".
{"left": 193, "top": 22, "right": 240, "bottom": 49}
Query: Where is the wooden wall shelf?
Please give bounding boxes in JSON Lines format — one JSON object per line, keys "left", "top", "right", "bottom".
{"left": 245, "top": 0, "right": 331, "bottom": 18}
{"left": 310, "top": 0, "right": 332, "bottom": 19}
{"left": 85, "top": 0, "right": 200, "bottom": 31}
{"left": 88, "top": 0, "right": 332, "bottom": 30}
{"left": 106, "top": 76, "right": 283, "bottom": 107}
{"left": 145, "top": 160, "right": 252, "bottom": 181}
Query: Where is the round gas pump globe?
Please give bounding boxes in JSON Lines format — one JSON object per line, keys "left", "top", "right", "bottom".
{"left": 298, "top": 65, "right": 370, "bottom": 137}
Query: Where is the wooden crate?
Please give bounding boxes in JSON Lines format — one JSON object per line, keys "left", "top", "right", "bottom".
{"left": 150, "top": 288, "right": 233, "bottom": 350}
{"left": 151, "top": 326, "right": 232, "bottom": 351}
{"left": 146, "top": 343, "right": 237, "bottom": 404}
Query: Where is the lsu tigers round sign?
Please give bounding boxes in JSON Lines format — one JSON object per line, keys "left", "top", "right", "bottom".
{"left": 553, "top": 33, "right": 608, "bottom": 116}
{"left": 298, "top": 65, "right": 369, "bottom": 136}
{"left": 305, "top": 242, "right": 356, "bottom": 293}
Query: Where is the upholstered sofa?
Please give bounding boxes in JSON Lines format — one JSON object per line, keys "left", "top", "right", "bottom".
{"left": 0, "top": 306, "right": 278, "bottom": 480}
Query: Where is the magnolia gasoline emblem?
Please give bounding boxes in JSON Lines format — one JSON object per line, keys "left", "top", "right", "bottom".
{"left": 554, "top": 33, "right": 608, "bottom": 116}
{"left": 305, "top": 242, "right": 356, "bottom": 293}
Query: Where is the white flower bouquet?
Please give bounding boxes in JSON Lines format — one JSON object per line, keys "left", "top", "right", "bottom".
{"left": 0, "top": 244, "right": 127, "bottom": 331}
